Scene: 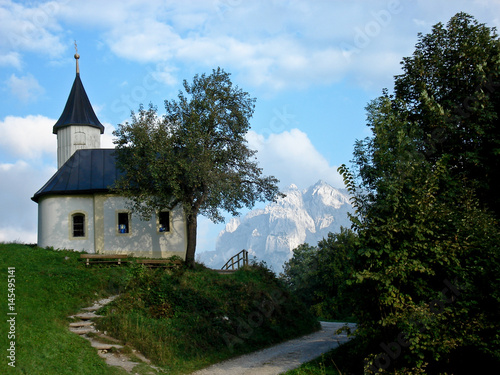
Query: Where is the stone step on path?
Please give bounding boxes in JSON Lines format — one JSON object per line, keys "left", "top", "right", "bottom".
{"left": 69, "top": 327, "right": 96, "bottom": 335}
{"left": 67, "top": 295, "right": 161, "bottom": 373}
{"left": 69, "top": 321, "right": 94, "bottom": 328}
{"left": 73, "top": 312, "right": 104, "bottom": 320}
{"left": 91, "top": 342, "right": 124, "bottom": 351}
{"left": 81, "top": 305, "right": 101, "bottom": 312}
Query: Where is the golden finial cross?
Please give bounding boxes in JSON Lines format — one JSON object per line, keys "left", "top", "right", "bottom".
{"left": 74, "top": 40, "right": 80, "bottom": 74}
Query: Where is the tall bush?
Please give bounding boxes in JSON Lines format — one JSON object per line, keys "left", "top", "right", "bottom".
{"left": 339, "top": 13, "right": 500, "bottom": 374}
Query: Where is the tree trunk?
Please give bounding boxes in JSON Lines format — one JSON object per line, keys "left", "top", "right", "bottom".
{"left": 185, "top": 213, "right": 197, "bottom": 267}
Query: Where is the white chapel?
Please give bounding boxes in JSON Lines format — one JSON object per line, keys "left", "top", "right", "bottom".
{"left": 32, "top": 53, "right": 188, "bottom": 259}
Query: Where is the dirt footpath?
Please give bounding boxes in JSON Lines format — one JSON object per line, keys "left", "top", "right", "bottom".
{"left": 190, "top": 321, "right": 356, "bottom": 375}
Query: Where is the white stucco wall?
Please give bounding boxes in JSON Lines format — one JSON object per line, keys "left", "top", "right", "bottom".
{"left": 98, "top": 196, "right": 187, "bottom": 259}
{"left": 37, "top": 193, "right": 187, "bottom": 259}
{"left": 57, "top": 126, "right": 101, "bottom": 169}
{"left": 38, "top": 195, "right": 95, "bottom": 252}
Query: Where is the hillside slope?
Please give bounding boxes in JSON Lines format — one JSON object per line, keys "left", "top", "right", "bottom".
{"left": 0, "top": 244, "right": 127, "bottom": 375}
{"left": 0, "top": 244, "right": 318, "bottom": 374}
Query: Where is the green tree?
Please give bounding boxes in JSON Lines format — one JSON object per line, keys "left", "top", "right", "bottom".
{"left": 113, "top": 68, "right": 283, "bottom": 266}
{"left": 281, "top": 243, "right": 319, "bottom": 307}
{"left": 338, "top": 13, "right": 500, "bottom": 374}
{"left": 313, "top": 228, "right": 358, "bottom": 320}
{"left": 281, "top": 228, "right": 358, "bottom": 320}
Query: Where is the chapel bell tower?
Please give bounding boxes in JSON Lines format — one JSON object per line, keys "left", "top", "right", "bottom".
{"left": 52, "top": 46, "right": 104, "bottom": 169}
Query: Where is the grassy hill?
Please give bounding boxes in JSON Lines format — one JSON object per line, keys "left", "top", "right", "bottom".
{"left": 0, "top": 243, "right": 319, "bottom": 374}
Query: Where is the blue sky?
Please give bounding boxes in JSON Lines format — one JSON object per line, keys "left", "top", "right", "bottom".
{"left": 1, "top": 0, "right": 499, "bottom": 251}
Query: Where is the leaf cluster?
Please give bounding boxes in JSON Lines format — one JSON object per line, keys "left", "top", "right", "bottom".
{"left": 394, "top": 12, "right": 500, "bottom": 216}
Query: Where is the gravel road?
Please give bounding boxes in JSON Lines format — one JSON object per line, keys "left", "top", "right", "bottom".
{"left": 190, "top": 321, "right": 356, "bottom": 375}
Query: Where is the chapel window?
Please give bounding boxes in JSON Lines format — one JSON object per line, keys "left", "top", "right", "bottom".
{"left": 158, "top": 211, "right": 170, "bottom": 233}
{"left": 117, "top": 212, "right": 130, "bottom": 234}
{"left": 72, "top": 213, "right": 85, "bottom": 238}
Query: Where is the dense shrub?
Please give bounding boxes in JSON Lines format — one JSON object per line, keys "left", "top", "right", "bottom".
{"left": 97, "top": 262, "right": 320, "bottom": 372}
{"left": 281, "top": 228, "right": 358, "bottom": 321}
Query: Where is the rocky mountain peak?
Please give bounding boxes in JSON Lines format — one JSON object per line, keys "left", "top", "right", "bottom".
{"left": 198, "top": 180, "right": 353, "bottom": 273}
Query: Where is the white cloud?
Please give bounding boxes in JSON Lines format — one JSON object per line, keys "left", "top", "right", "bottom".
{"left": 103, "top": 21, "right": 352, "bottom": 91}
{"left": 101, "top": 122, "right": 117, "bottom": 148}
{"left": 0, "top": 0, "right": 65, "bottom": 57}
{"left": 0, "top": 51, "right": 21, "bottom": 69}
{"left": 7, "top": 73, "right": 45, "bottom": 102}
{"left": 152, "top": 63, "right": 179, "bottom": 86}
{"left": 1, "top": 0, "right": 499, "bottom": 96}
{"left": 0, "top": 115, "right": 56, "bottom": 159}
{"left": 2, "top": 0, "right": 493, "bottom": 95}
{"left": 247, "top": 128, "right": 344, "bottom": 190}
{"left": 0, "top": 226, "right": 37, "bottom": 244}
{"left": 107, "top": 20, "right": 180, "bottom": 63}
{"left": 43, "top": 1, "right": 395, "bottom": 91}
{"left": 0, "top": 160, "right": 56, "bottom": 244}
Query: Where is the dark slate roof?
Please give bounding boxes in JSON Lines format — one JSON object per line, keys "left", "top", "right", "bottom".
{"left": 52, "top": 73, "right": 105, "bottom": 134}
{"left": 32, "top": 149, "right": 122, "bottom": 202}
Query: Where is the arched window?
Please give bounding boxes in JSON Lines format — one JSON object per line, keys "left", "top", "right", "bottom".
{"left": 72, "top": 213, "right": 85, "bottom": 238}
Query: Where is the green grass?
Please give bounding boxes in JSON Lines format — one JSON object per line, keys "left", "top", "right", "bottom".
{"left": 0, "top": 244, "right": 320, "bottom": 374}
{"left": 0, "top": 243, "right": 128, "bottom": 375}
{"left": 284, "top": 353, "right": 342, "bottom": 375}
{"left": 282, "top": 335, "right": 368, "bottom": 375}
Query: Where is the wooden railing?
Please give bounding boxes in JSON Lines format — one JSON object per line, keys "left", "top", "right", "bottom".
{"left": 221, "top": 249, "right": 249, "bottom": 271}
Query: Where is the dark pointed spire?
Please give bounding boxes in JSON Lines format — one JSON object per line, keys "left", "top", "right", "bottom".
{"left": 52, "top": 49, "right": 105, "bottom": 134}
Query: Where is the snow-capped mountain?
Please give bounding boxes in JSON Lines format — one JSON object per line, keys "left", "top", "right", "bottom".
{"left": 198, "top": 180, "right": 353, "bottom": 273}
